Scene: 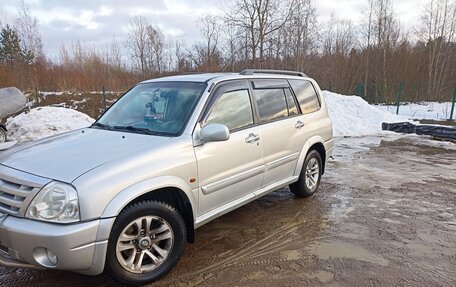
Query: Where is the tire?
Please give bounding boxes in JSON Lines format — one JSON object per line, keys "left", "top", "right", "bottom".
{"left": 290, "top": 150, "right": 323, "bottom": 197}
{"left": 0, "top": 127, "right": 6, "bottom": 143}
{"left": 106, "top": 200, "right": 186, "bottom": 286}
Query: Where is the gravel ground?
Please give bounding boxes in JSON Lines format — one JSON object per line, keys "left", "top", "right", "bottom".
{"left": 1, "top": 134, "right": 455, "bottom": 286}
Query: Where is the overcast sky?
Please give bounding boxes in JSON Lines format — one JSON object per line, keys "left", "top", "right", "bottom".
{"left": 0, "top": 0, "right": 427, "bottom": 60}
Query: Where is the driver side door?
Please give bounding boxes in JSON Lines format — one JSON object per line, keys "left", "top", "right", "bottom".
{"left": 194, "top": 80, "right": 264, "bottom": 216}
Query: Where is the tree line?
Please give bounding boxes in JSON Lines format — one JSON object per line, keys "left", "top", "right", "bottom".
{"left": 0, "top": 0, "right": 455, "bottom": 103}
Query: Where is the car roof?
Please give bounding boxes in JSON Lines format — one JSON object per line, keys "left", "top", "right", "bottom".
{"left": 140, "top": 72, "right": 311, "bottom": 84}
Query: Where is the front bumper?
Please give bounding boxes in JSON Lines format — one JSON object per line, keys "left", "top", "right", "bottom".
{"left": 0, "top": 214, "right": 115, "bottom": 275}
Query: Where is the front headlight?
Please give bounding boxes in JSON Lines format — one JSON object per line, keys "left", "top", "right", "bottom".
{"left": 26, "top": 181, "right": 80, "bottom": 223}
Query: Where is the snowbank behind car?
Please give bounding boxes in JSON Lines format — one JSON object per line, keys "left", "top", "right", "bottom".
{"left": 6, "top": 107, "right": 95, "bottom": 141}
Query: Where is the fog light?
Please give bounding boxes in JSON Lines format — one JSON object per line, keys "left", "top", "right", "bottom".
{"left": 46, "top": 249, "right": 58, "bottom": 265}
{"left": 33, "top": 247, "right": 59, "bottom": 267}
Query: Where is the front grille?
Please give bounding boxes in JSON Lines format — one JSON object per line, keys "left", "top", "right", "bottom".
{"left": 0, "top": 179, "right": 37, "bottom": 215}
{"left": 0, "top": 165, "right": 49, "bottom": 217}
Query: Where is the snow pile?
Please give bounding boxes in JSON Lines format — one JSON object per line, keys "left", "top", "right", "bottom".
{"left": 6, "top": 107, "right": 95, "bottom": 141}
{"left": 374, "top": 102, "right": 453, "bottom": 120}
{"left": 322, "top": 91, "right": 409, "bottom": 137}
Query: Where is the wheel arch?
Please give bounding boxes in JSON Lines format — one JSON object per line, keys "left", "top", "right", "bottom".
{"left": 294, "top": 136, "right": 327, "bottom": 177}
{"left": 129, "top": 187, "right": 195, "bottom": 243}
{"left": 101, "top": 176, "right": 196, "bottom": 243}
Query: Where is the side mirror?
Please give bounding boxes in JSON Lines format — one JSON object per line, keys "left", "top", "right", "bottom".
{"left": 200, "top": 123, "right": 230, "bottom": 142}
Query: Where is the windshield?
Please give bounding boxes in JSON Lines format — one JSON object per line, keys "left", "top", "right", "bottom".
{"left": 95, "top": 81, "right": 207, "bottom": 136}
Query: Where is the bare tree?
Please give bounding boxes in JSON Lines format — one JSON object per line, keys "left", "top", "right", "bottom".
{"left": 13, "top": 0, "right": 42, "bottom": 89}
{"left": 221, "top": 22, "right": 242, "bottom": 72}
{"left": 286, "top": 0, "right": 317, "bottom": 70}
{"left": 226, "top": 0, "right": 294, "bottom": 67}
{"left": 108, "top": 37, "right": 123, "bottom": 70}
{"left": 146, "top": 25, "right": 166, "bottom": 73}
{"left": 361, "top": 0, "right": 374, "bottom": 98}
{"left": 174, "top": 38, "right": 191, "bottom": 72}
{"left": 375, "top": 0, "right": 401, "bottom": 101}
{"left": 358, "top": 0, "right": 401, "bottom": 102}
{"left": 15, "top": 0, "right": 42, "bottom": 62}
{"left": 127, "top": 16, "right": 149, "bottom": 74}
{"left": 323, "top": 16, "right": 355, "bottom": 57}
{"left": 320, "top": 15, "right": 357, "bottom": 92}
{"left": 199, "top": 15, "right": 221, "bottom": 71}
{"left": 419, "top": 0, "right": 456, "bottom": 100}
{"left": 127, "top": 16, "right": 168, "bottom": 75}
{"left": 187, "top": 15, "right": 222, "bottom": 72}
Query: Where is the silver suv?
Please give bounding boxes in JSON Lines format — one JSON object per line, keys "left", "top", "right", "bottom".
{"left": 0, "top": 70, "right": 333, "bottom": 285}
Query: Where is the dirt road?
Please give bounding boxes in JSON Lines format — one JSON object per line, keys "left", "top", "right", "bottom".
{"left": 1, "top": 134, "right": 455, "bottom": 286}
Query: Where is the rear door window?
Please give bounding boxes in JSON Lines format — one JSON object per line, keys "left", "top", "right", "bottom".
{"left": 289, "top": 79, "right": 320, "bottom": 114}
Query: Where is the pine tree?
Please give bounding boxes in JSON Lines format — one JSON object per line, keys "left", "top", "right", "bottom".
{"left": 0, "top": 24, "right": 33, "bottom": 66}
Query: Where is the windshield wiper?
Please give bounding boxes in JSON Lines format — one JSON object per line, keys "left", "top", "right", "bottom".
{"left": 113, "top": 125, "right": 162, "bottom": 135}
{"left": 91, "top": 122, "right": 113, "bottom": 130}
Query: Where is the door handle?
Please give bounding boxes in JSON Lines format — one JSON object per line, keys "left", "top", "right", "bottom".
{"left": 295, "top": 120, "right": 305, "bottom": 129}
{"left": 245, "top": 133, "right": 260, "bottom": 143}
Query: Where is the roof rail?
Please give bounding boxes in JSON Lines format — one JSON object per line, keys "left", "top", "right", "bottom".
{"left": 239, "top": 69, "right": 307, "bottom": 78}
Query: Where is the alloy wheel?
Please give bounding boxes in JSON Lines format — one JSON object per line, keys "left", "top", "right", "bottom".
{"left": 116, "top": 216, "right": 174, "bottom": 274}
{"left": 305, "top": 157, "right": 320, "bottom": 190}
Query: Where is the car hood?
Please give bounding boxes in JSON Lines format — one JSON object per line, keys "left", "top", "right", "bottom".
{"left": 0, "top": 128, "right": 171, "bottom": 182}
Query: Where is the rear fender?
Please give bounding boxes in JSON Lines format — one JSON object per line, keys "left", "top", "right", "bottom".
{"left": 294, "top": 135, "right": 325, "bottom": 177}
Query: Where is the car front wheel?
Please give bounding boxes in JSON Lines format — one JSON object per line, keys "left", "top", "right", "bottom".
{"left": 106, "top": 200, "right": 186, "bottom": 286}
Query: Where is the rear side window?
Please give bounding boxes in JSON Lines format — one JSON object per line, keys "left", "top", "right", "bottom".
{"left": 253, "top": 89, "right": 288, "bottom": 122}
{"left": 284, "top": 88, "right": 299, "bottom": 116}
{"left": 205, "top": 89, "right": 254, "bottom": 130}
{"left": 289, "top": 79, "right": 320, "bottom": 114}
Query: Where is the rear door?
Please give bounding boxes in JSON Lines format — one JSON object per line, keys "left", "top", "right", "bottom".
{"left": 194, "top": 80, "right": 264, "bottom": 215}
{"left": 288, "top": 79, "right": 323, "bottom": 144}
{"left": 250, "top": 79, "right": 305, "bottom": 189}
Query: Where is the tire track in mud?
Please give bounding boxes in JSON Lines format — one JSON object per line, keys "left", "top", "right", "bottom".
{"left": 408, "top": 260, "right": 456, "bottom": 286}
{"left": 157, "top": 219, "right": 323, "bottom": 286}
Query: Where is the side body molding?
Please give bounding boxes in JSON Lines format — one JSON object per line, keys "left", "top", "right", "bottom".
{"left": 293, "top": 135, "right": 326, "bottom": 177}
{"left": 101, "top": 176, "right": 197, "bottom": 220}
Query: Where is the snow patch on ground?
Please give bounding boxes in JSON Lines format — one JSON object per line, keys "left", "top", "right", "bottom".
{"left": 322, "top": 91, "right": 410, "bottom": 137}
{"left": 6, "top": 107, "right": 95, "bottom": 141}
{"left": 39, "top": 91, "right": 64, "bottom": 96}
{"left": 374, "top": 102, "right": 453, "bottom": 120}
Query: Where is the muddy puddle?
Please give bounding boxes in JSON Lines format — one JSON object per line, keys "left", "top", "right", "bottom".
{"left": 1, "top": 134, "right": 455, "bottom": 286}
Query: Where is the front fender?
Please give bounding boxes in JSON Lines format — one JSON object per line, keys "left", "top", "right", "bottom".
{"left": 294, "top": 135, "right": 325, "bottom": 177}
{"left": 101, "top": 175, "right": 197, "bottom": 219}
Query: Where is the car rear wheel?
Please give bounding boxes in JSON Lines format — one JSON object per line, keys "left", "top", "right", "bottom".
{"left": 0, "top": 127, "right": 6, "bottom": 143}
{"left": 106, "top": 200, "right": 186, "bottom": 286}
{"left": 290, "top": 150, "right": 322, "bottom": 197}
